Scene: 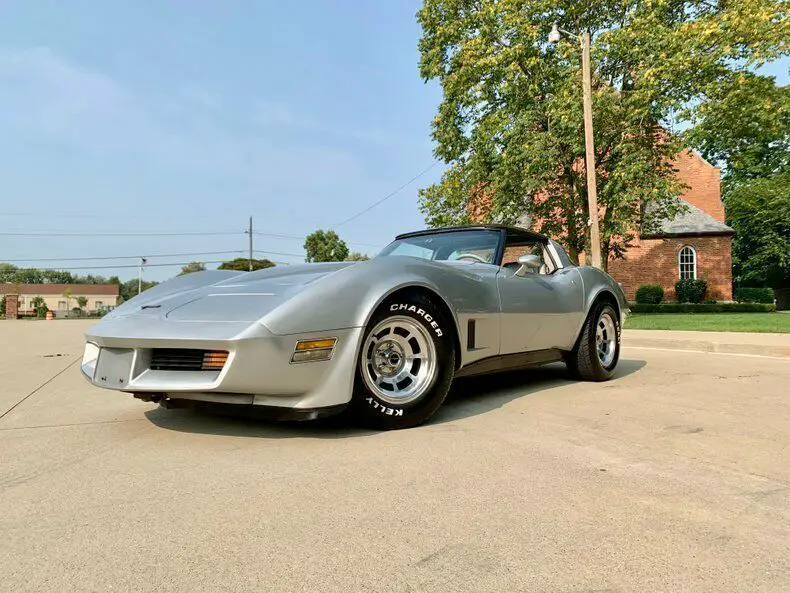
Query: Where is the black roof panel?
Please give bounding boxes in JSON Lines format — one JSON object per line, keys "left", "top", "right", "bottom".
{"left": 395, "top": 225, "right": 548, "bottom": 243}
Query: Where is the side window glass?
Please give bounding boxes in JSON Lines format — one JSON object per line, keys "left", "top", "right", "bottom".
{"left": 501, "top": 242, "right": 550, "bottom": 274}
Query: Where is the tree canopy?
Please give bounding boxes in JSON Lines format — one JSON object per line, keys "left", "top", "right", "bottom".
{"left": 417, "top": 0, "right": 788, "bottom": 265}
{"left": 685, "top": 69, "right": 788, "bottom": 287}
{"left": 726, "top": 171, "right": 790, "bottom": 288}
{"left": 0, "top": 264, "right": 122, "bottom": 285}
{"left": 178, "top": 261, "right": 207, "bottom": 276}
{"left": 304, "top": 230, "right": 350, "bottom": 262}
{"left": 218, "top": 257, "right": 276, "bottom": 271}
{"left": 345, "top": 251, "right": 370, "bottom": 261}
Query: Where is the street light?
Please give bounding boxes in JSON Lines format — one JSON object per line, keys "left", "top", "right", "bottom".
{"left": 549, "top": 24, "right": 603, "bottom": 270}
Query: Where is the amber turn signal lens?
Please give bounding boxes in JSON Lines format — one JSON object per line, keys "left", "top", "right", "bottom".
{"left": 294, "top": 339, "right": 337, "bottom": 351}
{"left": 292, "top": 338, "right": 337, "bottom": 363}
{"left": 201, "top": 350, "right": 229, "bottom": 370}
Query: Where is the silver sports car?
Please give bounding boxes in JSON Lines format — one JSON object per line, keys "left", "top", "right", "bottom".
{"left": 82, "top": 225, "right": 628, "bottom": 429}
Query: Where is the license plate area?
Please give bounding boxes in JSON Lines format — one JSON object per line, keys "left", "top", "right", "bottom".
{"left": 94, "top": 347, "right": 135, "bottom": 388}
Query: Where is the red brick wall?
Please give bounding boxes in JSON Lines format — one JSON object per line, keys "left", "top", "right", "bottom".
{"left": 4, "top": 294, "right": 19, "bottom": 319}
{"left": 673, "top": 150, "right": 725, "bottom": 222}
{"left": 608, "top": 235, "right": 733, "bottom": 301}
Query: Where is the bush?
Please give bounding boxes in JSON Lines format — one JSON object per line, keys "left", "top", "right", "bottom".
{"left": 735, "top": 287, "right": 775, "bottom": 304}
{"left": 635, "top": 284, "right": 664, "bottom": 304}
{"left": 630, "top": 303, "right": 776, "bottom": 313}
{"left": 675, "top": 278, "right": 707, "bottom": 303}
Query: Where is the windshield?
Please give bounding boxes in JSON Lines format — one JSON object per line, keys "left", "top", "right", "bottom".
{"left": 377, "top": 229, "right": 501, "bottom": 264}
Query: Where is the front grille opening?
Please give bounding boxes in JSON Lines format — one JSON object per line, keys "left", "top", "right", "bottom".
{"left": 150, "top": 349, "right": 228, "bottom": 372}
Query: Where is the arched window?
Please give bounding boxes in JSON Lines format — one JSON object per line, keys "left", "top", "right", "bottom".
{"left": 678, "top": 246, "right": 697, "bottom": 280}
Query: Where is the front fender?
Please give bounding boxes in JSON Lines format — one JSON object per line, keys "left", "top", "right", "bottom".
{"left": 260, "top": 258, "right": 499, "bottom": 339}
{"left": 576, "top": 266, "right": 630, "bottom": 328}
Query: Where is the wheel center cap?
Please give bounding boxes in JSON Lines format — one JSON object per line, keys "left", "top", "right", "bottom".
{"left": 374, "top": 341, "right": 405, "bottom": 377}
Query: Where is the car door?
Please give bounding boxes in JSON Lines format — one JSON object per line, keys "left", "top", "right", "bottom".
{"left": 496, "top": 260, "right": 585, "bottom": 354}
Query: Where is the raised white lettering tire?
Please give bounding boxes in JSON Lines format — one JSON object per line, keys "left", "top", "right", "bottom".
{"left": 351, "top": 295, "right": 455, "bottom": 429}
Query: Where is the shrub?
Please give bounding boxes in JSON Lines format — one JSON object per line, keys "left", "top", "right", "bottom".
{"left": 675, "top": 278, "right": 707, "bottom": 303}
{"left": 735, "top": 287, "right": 775, "bottom": 304}
{"left": 635, "top": 284, "right": 664, "bottom": 304}
{"left": 630, "top": 303, "right": 776, "bottom": 313}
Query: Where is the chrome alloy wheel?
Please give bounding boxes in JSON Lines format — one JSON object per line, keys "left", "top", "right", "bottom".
{"left": 596, "top": 311, "right": 617, "bottom": 368}
{"left": 361, "top": 316, "right": 437, "bottom": 405}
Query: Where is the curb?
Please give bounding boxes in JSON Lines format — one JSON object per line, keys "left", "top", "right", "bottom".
{"left": 624, "top": 337, "right": 790, "bottom": 359}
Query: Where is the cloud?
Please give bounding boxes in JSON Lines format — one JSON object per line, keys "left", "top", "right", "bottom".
{"left": 0, "top": 47, "right": 364, "bottom": 186}
{"left": 252, "top": 100, "right": 392, "bottom": 145}
{"left": 0, "top": 47, "right": 141, "bottom": 140}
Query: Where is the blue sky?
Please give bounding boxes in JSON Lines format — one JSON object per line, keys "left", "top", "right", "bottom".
{"left": 0, "top": 2, "right": 787, "bottom": 281}
{"left": 0, "top": 1, "right": 443, "bottom": 280}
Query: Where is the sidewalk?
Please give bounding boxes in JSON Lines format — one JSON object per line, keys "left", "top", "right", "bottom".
{"left": 623, "top": 329, "right": 790, "bottom": 359}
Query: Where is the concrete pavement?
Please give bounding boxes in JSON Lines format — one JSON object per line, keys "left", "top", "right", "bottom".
{"left": 1, "top": 320, "right": 789, "bottom": 592}
{"left": 624, "top": 328, "right": 790, "bottom": 358}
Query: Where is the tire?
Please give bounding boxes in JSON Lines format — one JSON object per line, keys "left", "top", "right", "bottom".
{"left": 566, "top": 301, "right": 620, "bottom": 381}
{"left": 351, "top": 294, "right": 455, "bottom": 430}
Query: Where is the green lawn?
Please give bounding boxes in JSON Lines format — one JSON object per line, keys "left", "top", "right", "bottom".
{"left": 625, "top": 312, "right": 790, "bottom": 333}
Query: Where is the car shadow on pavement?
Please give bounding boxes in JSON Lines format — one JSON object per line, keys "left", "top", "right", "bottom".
{"left": 432, "top": 359, "right": 646, "bottom": 425}
{"left": 144, "top": 359, "right": 646, "bottom": 439}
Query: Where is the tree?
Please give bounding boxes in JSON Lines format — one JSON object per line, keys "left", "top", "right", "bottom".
{"left": 683, "top": 71, "right": 788, "bottom": 289}
{"left": 178, "top": 261, "right": 206, "bottom": 276}
{"left": 726, "top": 172, "right": 790, "bottom": 288}
{"left": 218, "top": 258, "right": 276, "bottom": 271}
{"left": 62, "top": 289, "right": 72, "bottom": 314}
{"left": 30, "top": 296, "right": 47, "bottom": 318}
{"left": 119, "top": 279, "right": 158, "bottom": 303}
{"left": 345, "top": 252, "right": 370, "bottom": 262}
{"left": 417, "top": 0, "right": 787, "bottom": 266}
{"left": 304, "top": 230, "right": 349, "bottom": 263}
{"left": 76, "top": 296, "right": 88, "bottom": 311}
{"left": 687, "top": 73, "right": 789, "bottom": 186}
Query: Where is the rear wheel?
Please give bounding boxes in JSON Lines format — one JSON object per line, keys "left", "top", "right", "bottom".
{"left": 566, "top": 302, "right": 620, "bottom": 381}
{"left": 351, "top": 295, "right": 454, "bottom": 429}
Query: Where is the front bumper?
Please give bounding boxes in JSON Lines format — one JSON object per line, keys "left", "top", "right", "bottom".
{"left": 81, "top": 318, "right": 364, "bottom": 410}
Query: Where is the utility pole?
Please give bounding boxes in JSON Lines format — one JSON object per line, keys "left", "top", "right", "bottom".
{"left": 138, "top": 257, "right": 147, "bottom": 295}
{"left": 581, "top": 30, "right": 602, "bottom": 269}
{"left": 247, "top": 216, "right": 253, "bottom": 271}
{"left": 549, "top": 24, "right": 603, "bottom": 269}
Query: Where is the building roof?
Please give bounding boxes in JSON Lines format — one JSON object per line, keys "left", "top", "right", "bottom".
{"left": 643, "top": 199, "right": 734, "bottom": 238}
{"left": 0, "top": 283, "right": 120, "bottom": 296}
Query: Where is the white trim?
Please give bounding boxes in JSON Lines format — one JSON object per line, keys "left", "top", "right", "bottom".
{"left": 678, "top": 245, "right": 697, "bottom": 280}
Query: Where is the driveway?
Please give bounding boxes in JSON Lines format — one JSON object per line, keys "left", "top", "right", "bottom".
{"left": 1, "top": 321, "right": 788, "bottom": 592}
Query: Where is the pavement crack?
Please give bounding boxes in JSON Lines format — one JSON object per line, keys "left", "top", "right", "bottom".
{"left": 0, "top": 358, "right": 79, "bottom": 422}
{"left": 0, "top": 418, "right": 146, "bottom": 432}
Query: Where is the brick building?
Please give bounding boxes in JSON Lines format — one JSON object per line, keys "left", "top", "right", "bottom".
{"left": 608, "top": 150, "right": 734, "bottom": 301}
{"left": 1, "top": 283, "right": 120, "bottom": 318}
{"left": 471, "top": 149, "right": 734, "bottom": 301}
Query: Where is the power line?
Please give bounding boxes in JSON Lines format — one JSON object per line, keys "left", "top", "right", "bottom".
{"left": 2, "top": 250, "right": 247, "bottom": 263}
{"left": 252, "top": 231, "right": 382, "bottom": 249}
{"left": 0, "top": 230, "right": 242, "bottom": 237}
{"left": 331, "top": 162, "right": 439, "bottom": 228}
{"left": 253, "top": 249, "right": 305, "bottom": 258}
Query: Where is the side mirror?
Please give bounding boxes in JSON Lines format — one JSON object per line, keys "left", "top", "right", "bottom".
{"left": 515, "top": 254, "right": 542, "bottom": 276}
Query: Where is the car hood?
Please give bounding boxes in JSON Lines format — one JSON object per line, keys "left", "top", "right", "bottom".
{"left": 107, "top": 262, "right": 355, "bottom": 323}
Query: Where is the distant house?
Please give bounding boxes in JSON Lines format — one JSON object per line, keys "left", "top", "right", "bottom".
{"left": 0, "top": 283, "right": 120, "bottom": 318}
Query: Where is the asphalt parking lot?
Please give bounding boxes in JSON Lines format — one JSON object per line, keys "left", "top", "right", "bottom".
{"left": 1, "top": 320, "right": 789, "bottom": 593}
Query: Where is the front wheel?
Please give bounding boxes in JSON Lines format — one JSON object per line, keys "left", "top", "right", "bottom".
{"left": 566, "top": 302, "right": 621, "bottom": 381}
{"left": 351, "top": 295, "right": 455, "bottom": 430}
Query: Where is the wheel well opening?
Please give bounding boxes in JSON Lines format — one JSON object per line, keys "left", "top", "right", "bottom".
{"left": 376, "top": 286, "right": 462, "bottom": 370}
{"left": 593, "top": 290, "right": 620, "bottom": 320}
